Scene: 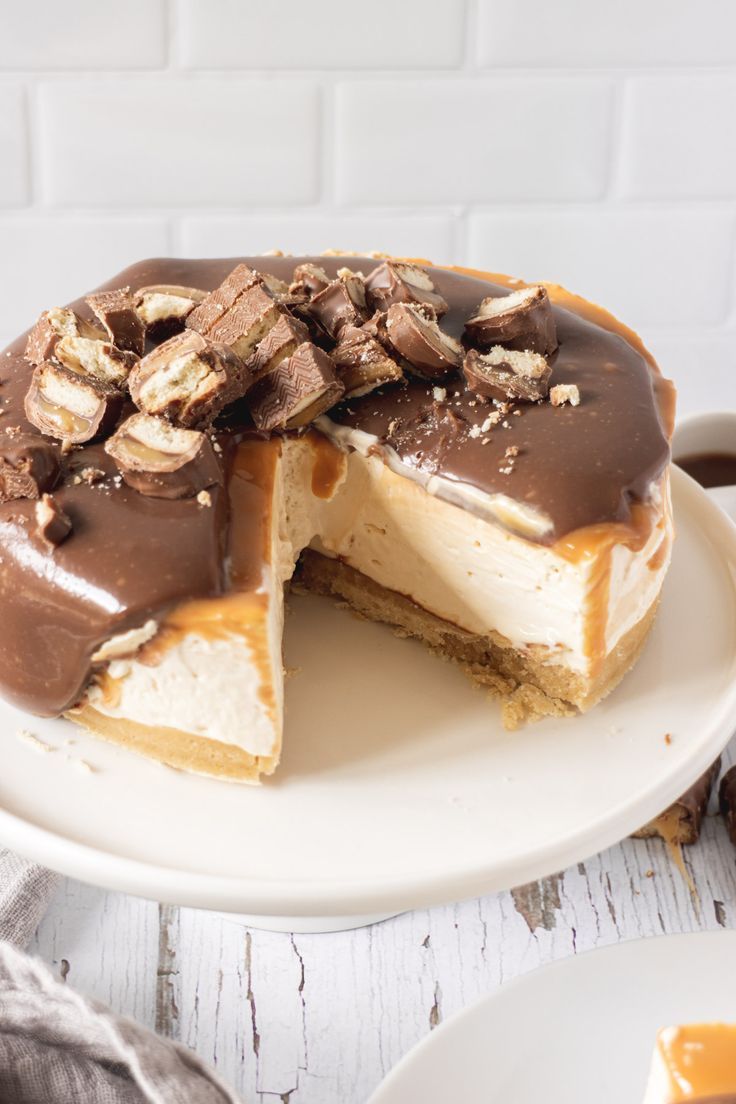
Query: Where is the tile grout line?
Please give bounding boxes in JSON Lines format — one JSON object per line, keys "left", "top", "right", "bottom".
{"left": 320, "top": 78, "right": 336, "bottom": 210}
{"left": 604, "top": 75, "right": 629, "bottom": 201}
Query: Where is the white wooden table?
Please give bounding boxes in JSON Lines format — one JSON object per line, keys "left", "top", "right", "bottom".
{"left": 27, "top": 736, "right": 736, "bottom": 1104}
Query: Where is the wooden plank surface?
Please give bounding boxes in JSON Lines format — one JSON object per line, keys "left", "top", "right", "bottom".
{"left": 28, "top": 743, "right": 736, "bottom": 1104}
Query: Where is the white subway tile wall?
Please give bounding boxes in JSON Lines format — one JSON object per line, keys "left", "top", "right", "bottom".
{"left": 0, "top": 0, "right": 734, "bottom": 409}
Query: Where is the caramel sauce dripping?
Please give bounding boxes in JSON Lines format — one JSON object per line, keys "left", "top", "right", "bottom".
{"left": 91, "top": 671, "right": 123, "bottom": 710}
{"left": 657, "top": 1024, "right": 736, "bottom": 1099}
{"left": 648, "top": 528, "right": 671, "bottom": 573}
{"left": 304, "top": 429, "right": 347, "bottom": 499}
{"left": 228, "top": 437, "right": 282, "bottom": 588}
{"left": 553, "top": 500, "right": 662, "bottom": 671}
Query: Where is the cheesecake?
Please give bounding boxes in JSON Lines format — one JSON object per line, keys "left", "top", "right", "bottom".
{"left": 643, "top": 1023, "right": 736, "bottom": 1101}
{"left": 0, "top": 255, "right": 674, "bottom": 782}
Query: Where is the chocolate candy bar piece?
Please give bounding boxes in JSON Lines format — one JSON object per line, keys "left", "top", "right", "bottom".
{"left": 34, "top": 493, "right": 72, "bottom": 547}
{"left": 0, "top": 432, "right": 60, "bottom": 502}
{"left": 464, "top": 285, "right": 558, "bottom": 357}
{"left": 54, "top": 335, "right": 138, "bottom": 388}
{"left": 634, "top": 758, "right": 721, "bottom": 844}
{"left": 134, "top": 284, "right": 207, "bottom": 341}
{"left": 463, "top": 346, "right": 551, "bottom": 402}
{"left": 25, "top": 307, "right": 104, "bottom": 366}
{"left": 87, "top": 288, "right": 146, "bottom": 356}
{"left": 248, "top": 313, "right": 311, "bottom": 381}
{"left": 193, "top": 282, "right": 280, "bottom": 362}
{"left": 720, "top": 765, "right": 736, "bottom": 845}
{"left": 332, "top": 325, "right": 403, "bottom": 398}
{"left": 384, "top": 303, "right": 462, "bottom": 380}
{"left": 129, "top": 330, "right": 250, "bottom": 428}
{"left": 365, "top": 261, "right": 448, "bottom": 317}
{"left": 105, "top": 412, "right": 222, "bottom": 500}
{"left": 260, "top": 272, "right": 290, "bottom": 299}
{"left": 249, "top": 342, "right": 344, "bottom": 432}
{"left": 200, "top": 281, "right": 280, "bottom": 361}
{"left": 186, "top": 263, "right": 262, "bottom": 336}
{"left": 307, "top": 276, "right": 369, "bottom": 340}
{"left": 25, "top": 361, "right": 123, "bottom": 445}
{"left": 289, "top": 262, "right": 331, "bottom": 298}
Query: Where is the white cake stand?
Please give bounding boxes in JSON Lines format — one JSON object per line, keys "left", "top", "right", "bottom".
{"left": 0, "top": 467, "right": 734, "bottom": 933}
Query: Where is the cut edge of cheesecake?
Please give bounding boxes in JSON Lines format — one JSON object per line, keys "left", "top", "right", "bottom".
{"left": 76, "top": 431, "right": 671, "bottom": 782}
{"left": 67, "top": 703, "right": 277, "bottom": 783}
{"left": 295, "top": 548, "right": 662, "bottom": 730}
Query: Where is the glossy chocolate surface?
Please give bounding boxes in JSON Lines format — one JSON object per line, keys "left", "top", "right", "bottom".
{"left": 0, "top": 256, "right": 673, "bottom": 716}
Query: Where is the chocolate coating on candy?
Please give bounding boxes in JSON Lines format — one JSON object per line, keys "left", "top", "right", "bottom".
{"left": 186, "top": 264, "right": 266, "bottom": 344}
{"left": 385, "top": 303, "right": 462, "bottom": 380}
{"left": 464, "top": 285, "right": 558, "bottom": 357}
{"left": 249, "top": 313, "right": 310, "bottom": 380}
{"left": 129, "top": 330, "right": 250, "bottom": 428}
{"left": 134, "top": 284, "right": 207, "bottom": 342}
{"left": 25, "top": 307, "right": 104, "bottom": 366}
{"left": 203, "top": 282, "right": 280, "bottom": 361}
{"left": 106, "top": 413, "right": 223, "bottom": 500}
{"left": 0, "top": 432, "right": 60, "bottom": 501}
{"left": 249, "top": 342, "right": 344, "bottom": 431}
{"left": 35, "top": 493, "right": 72, "bottom": 547}
{"left": 86, "top": 288, "right": 145, "bottom": 356}
{"left": 0, "top": 254, "right": 673, "bottom": 719}
{"left": 54, "top": 335, "right": 138, "bottom": 389}
{"left": 365, "top": 261, "right": 448, "bottom": 317}
{"left": 25, "top": 361, "right": 124, "bottom": 445}
{"left": 463, "top": 347, "right": 551, "bottom": 402}
{"left": 332, "top": 326, "right": 403, "bottom": 398}
{"left": 290, "top": 262, "right": 331, "bottom": 298}
{"left": 635, "top": 758, "right": 721, "bottom": 844}
{"left": 307, "top": 277, "right": 369, "bottom": 340}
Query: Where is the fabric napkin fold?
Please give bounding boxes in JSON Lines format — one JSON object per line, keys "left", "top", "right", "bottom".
{"left": 0, "top": 941, "right": 241, "bottom": 1104}
{"left": 0, "top": 849, "right": 59, "bottom": 949}
{"left": 0, "top": 851, "right": 242, "bottom": 1103}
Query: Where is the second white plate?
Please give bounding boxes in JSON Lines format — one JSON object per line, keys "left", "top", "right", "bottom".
{"left": 0, "top": 467, "right": 734, "bottom": 922}
{"left": 368, "top": 930, "right": 736, "bottom": 1103}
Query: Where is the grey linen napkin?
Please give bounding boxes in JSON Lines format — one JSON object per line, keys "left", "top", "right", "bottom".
{"left": 0, "top": 851, "right": 242, "bottom": 1103}
{"left": 0, "top": 849, "right": 59, "bottom": 949}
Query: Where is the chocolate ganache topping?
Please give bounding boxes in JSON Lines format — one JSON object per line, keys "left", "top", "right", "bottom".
{"left": 0, "top": 255, "right": 673, "bottom": 717}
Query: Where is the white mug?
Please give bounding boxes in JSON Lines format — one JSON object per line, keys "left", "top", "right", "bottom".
{"left": 672, "top": 411, "right": 736, "bottom": 518}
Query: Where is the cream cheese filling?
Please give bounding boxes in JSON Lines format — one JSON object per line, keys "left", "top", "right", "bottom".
{"left": 86, "top": 431, "right": 671, "bottom": 758}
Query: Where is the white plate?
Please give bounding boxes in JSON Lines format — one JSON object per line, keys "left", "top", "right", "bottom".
{"left": 0, "top": 467, "right": 735, "bottom": 923}
{"left": 368, "top": 930, "right": 736, "bottom": 1103}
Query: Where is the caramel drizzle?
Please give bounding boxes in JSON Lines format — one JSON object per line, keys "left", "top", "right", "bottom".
{"left": 657, "top": 1023, "right": 736, "bottom": 1099}
{"left": 552, "top": 501, "right": 661, "bottom": 671}
{"left": 304, "top": 428, "right": 347, "bottom": 499}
